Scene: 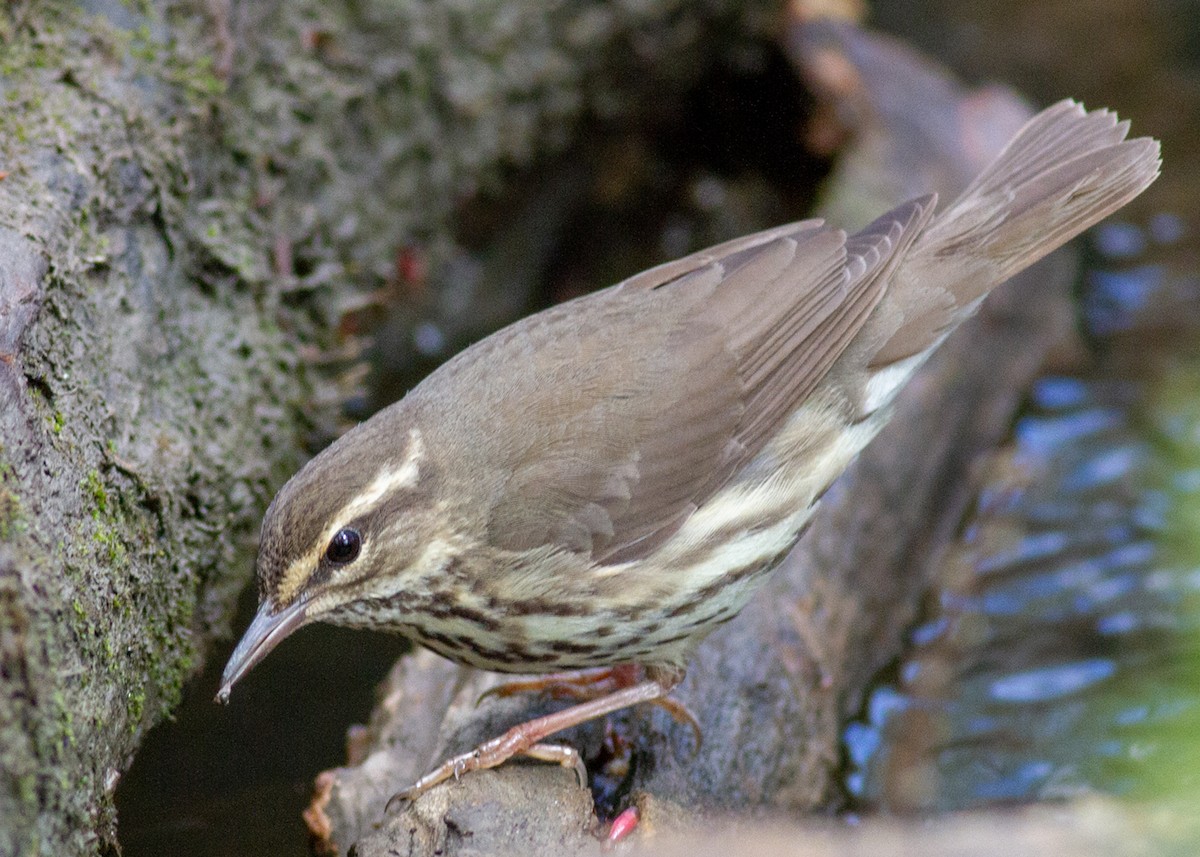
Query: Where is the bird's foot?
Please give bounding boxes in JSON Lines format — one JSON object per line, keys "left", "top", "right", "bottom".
{"left": 387, "top": 678, "right": 674, "bottom": 810}
{"left": 477, "top": 664, "right": 701, "bottom": 746}
{"left": 385, "top": 739, "right": 586, "bottom": 812}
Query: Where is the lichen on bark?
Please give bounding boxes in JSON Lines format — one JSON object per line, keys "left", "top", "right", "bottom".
{"left": 0, "top": 2, "right": 307, "bottom": 852}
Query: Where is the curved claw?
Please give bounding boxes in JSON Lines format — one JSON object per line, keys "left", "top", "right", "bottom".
{"left": 650, "top": 696, "right": 703, "bottom": 752}
{"left": 384, "top": 790, "right": 410, "bottom": 815}
{"left": 384, "top": 742, "right": 586, "bottom": 812}
{"left": 523, "top": 742, "right": 588, "bottom": 788}
{"left": 475, "top": 682, "right": 518, "bottom": 707}
{"left": 385, "top": 748, "right": 484, "bottom": 812}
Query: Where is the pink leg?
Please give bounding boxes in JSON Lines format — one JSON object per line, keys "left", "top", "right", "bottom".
{"left": 477, "top": 665, "right": 640, "bottom": 703}
{"left": 478, "top": 664, "right": 701, "bottom": 745}
{"left": 388, "top": 679, "right": 671, "bottom": 809}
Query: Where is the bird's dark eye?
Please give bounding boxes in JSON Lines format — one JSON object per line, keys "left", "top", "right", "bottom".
{"left": 325, "top": 528, "right": 362, "bottom": 565}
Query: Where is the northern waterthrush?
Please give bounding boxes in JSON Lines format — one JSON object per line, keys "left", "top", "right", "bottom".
{"left": 218, "top": 101, "right": 1159, "bottom": 801}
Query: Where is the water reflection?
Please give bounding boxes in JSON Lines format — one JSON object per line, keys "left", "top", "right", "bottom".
{"left": 844, "top": 221, "right": 1200, "bottom": 811}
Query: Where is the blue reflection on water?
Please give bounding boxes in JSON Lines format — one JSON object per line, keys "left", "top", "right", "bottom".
{"left": 1148, "top": 213, "right": 1186, "bottom": 246}
{"left": 911, "top": 615, "right": 950, "bottom": 646}
{"left": 988, "top": 660, "right": 1117, "bottom": 704}
{"left": 1097, "top": 611, "right": 1139, "bottom": 636}
{"left": 974, "top": 531, "right": 1071, "bottom": 577}
{"left": 1015, "top": 409, "right": 1122, "bottom": 455}
{"left": 1085, "top": 265, "right": 1168, "bottom": 335}
{"left": 842, "top": 236, "right": 1200, "bottom": 812}
{"left": 1032, "top": 377, "right": 1092, "bottom": 411}
{"left": 972, "top": 760, "right": 1056, "bottom": 801}
{"left": 844, "top": 720, "right": 880, "bottom": 769}
{"left": 867, "top": 685, "right": 909, "bottom": 724}
{"left": 1060, "top": 445, "right": 1142, "bottom": 492}
{"left": 1116, "top": 704, "right": 1151, "bottom": 726}
{"left": 1094, "top": 221, "right": 1148, "bottom": 259}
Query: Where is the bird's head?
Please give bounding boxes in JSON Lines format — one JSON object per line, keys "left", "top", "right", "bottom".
{"left": 217, "top": 416, "right": 448, "bottom": 702}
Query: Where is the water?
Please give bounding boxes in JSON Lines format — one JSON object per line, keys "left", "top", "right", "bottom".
{"left": 844, "top": 220, "right": 1200, "bottom": 811}
{"left": 839, "top": 0, "right": 1200, "bottom": 818}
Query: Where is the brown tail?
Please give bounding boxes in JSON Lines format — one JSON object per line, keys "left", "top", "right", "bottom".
{"left": 871, "top": 100, "right": 1160, "bottom": 367}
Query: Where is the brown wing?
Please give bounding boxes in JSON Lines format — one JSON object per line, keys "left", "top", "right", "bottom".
{"left": 470, "top": 196, "right": 937, "bottom": 564}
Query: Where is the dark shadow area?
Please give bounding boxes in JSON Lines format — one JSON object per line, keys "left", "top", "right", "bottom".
{"left": 118, "top": 587, "right": 406, "bottom": 856}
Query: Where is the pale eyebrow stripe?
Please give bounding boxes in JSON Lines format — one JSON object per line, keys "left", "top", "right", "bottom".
{"left": 340, "top": 432, "right": 425, "bottom": 520}
{"left": 275, "top": 429, "right": 424, "bottom": 602}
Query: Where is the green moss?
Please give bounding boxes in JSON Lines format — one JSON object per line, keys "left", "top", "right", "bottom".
{"left": 0, "top": 0, "right": 305, "bottom": 850}
{"left": 0, "top": 454, "right": 23, "bottom": 541}
{"left": 128, "top": 25, "right": 158, "bottom": 63}
{"left": 51, "top": 691, "right": 75, "bottom": 748}
{"left": 0, "top": 486, "right": 22, "bottom": 541}
{"left": 127, "top": 689, "right": 145, "bottom": 732}
{"left": 93, "top": 525, "right": 128, "bottom": 566}
{"left": 0, "top": 5, "right": 67, "bottom": 83}
{"left": 119, "top": 0, "right": 152, "bottom": 17}
{"left": 168, "top": 51, "right": 227, "bottom": 104}
{"left": 82, "top": 470, "right": 109, "bottom": 517}
{"left": 82, "top": 468, "right": 108, "bottom": 513}
{"left": 16, "top": 772, "right": 37, "bottom": 810}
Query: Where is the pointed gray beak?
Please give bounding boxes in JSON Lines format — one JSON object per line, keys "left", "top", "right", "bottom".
{"left": 215, "top": 597, "right": 310, "bottom": 704}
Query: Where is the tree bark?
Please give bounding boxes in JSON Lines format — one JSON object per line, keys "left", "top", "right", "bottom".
{"left": 0, "top": 0, "right": 779, "bottom": 853}
{"left": 1, "top": 5, "right": 307, "bottom": 851}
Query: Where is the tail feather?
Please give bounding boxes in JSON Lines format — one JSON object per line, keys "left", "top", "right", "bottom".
{"left": 981, "top": 138, "right": 1161, "bottom": 277}
{"left": 920, "top": 99, "right": 1161, "bottom": 288}
{"left": 956, "top": 101, "right": 1133, "bottom": 201}
{"left": 870, "top": 100, "right": 1160, "bottom": 367}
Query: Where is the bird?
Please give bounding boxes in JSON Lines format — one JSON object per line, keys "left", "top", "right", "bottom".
{"left": 217, "top": 101, "right": 1159, "bottom": 803}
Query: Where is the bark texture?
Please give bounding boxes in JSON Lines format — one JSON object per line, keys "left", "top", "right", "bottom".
{"left": 0, "top": 6, "right": 305, "bottom": 851}
{"left": 0, "top": 0, "right": 779, "bottom": 853}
